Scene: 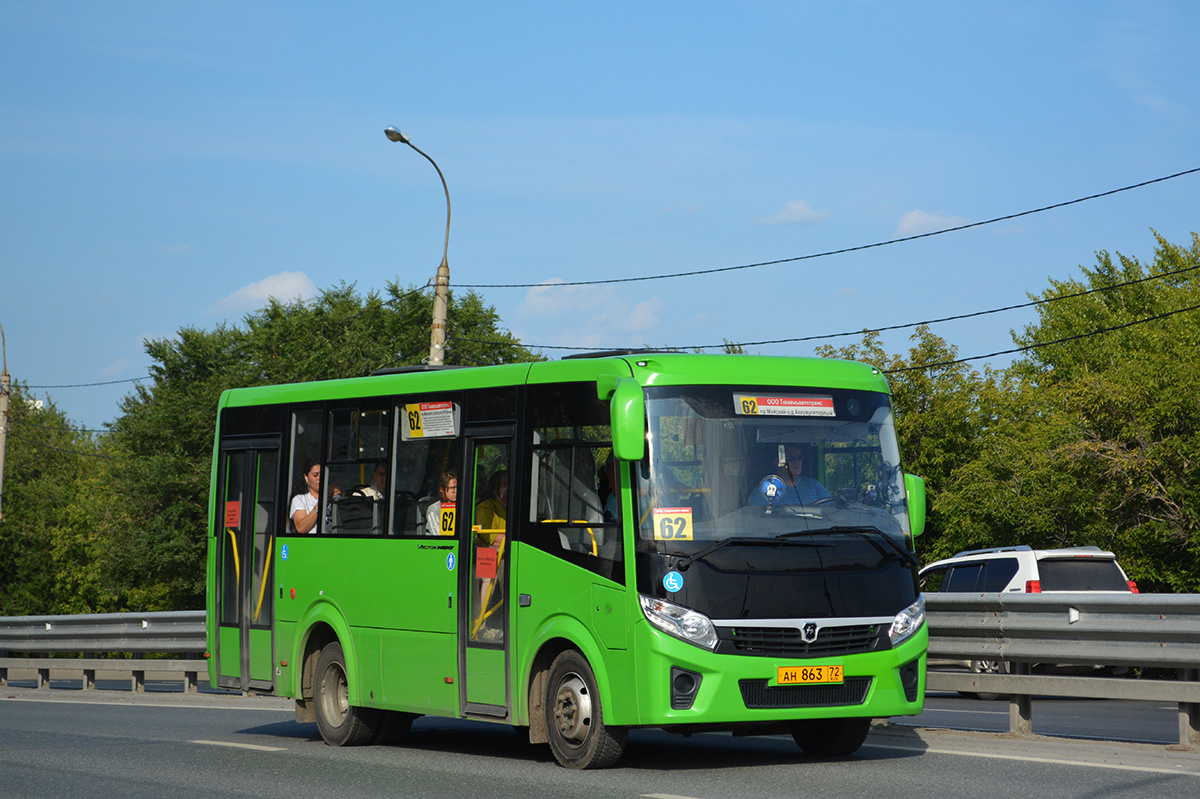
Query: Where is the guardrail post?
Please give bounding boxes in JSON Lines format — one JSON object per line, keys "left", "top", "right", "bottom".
{"left": 1008, "top": 661, "right": 1032, "bottom": 736}
{"left": 1181, "top": 668, "right": 1199, "bottom": 749}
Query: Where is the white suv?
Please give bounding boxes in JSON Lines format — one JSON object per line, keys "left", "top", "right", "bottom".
{"left": 920, "top": 545, "right": 1137, "bottom": 697}
{"left": 919, "top": 545, "right": 1137, "bottom": 594}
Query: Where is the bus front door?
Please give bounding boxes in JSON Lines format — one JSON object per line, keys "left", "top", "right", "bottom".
{"left": 459, "top": 431, "right": 514, "bottom": 718}
{"left": 214, "top": 438, "right": 280, "bottom": 693}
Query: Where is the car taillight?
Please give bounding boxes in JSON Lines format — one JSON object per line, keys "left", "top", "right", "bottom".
{"left": 1025, "top": 580, "right": 1041, "bottom": 593}
{"left": 1127, "top": 580, "right": 1139, "bottom": 593}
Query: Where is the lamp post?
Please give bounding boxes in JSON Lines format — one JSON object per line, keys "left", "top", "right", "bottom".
{"left": 385, "top": 126, "right": 451, "bottom": 366}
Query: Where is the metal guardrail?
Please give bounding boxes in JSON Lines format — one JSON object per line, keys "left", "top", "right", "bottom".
{"left": 925, "top": 593, "right": 1200, "bottom": 748}
{"left": 0, "top": 611, "right": 206, "bottom": 692}
{"left": 1, "top": 598, "right": 1197, "bottom": 749}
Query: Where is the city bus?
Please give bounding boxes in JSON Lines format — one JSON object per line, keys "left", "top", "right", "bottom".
{"left": 206, "top": 352, "right": 927, "bottom": 768}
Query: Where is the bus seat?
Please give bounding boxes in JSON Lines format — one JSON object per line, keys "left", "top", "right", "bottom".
{"left": 332, "top": 495, "right": 380, "bottom": 535}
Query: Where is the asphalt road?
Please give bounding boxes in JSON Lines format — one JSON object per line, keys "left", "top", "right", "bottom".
{"left": 2, "top": 687, "right": 1197, "bottom": 799}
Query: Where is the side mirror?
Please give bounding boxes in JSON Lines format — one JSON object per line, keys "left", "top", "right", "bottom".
{"left": 608, "top": 378, "right": 645, "bottom": 462}
{"left": 904, "top": 473, "right": 926, "bottom": 540}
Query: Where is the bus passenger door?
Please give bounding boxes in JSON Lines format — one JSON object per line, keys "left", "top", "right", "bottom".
{"left": 459, "top": 430, "right": 514, "bottom": 718}
{"left": 214, "top": 438, "right": 280, "bottom": 693}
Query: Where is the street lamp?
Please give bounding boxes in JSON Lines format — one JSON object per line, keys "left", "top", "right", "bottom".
{"left": 385, "top": 126, "right": 451, "bottom": 366}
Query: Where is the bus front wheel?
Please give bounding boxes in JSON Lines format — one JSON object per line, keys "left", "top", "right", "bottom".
{"left": 545, "top": 649, "right": 626, "bottom": 769}
{"left": 791, "top": 717, "right": 871, "bottom": 756}
{"left": 314, "top": 641, "right": 379, "bottom": 746}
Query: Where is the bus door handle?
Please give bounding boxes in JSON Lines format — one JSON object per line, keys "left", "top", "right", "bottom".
{"left": 519, "top": 594, "right": 531, "bottom": 607}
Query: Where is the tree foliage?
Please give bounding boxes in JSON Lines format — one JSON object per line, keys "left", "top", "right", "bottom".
{"left": 0, "top": 390, "right": 101, "bottom": 615}
{"left": 937, "top": 233, "right": 1200, "bottom": 591}
{"left": 815, "top": 234, "right": 1200, "bottom": 591}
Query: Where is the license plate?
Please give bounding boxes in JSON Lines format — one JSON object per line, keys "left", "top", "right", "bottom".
{"left": 777, "top": 664, "right": 844, "bottom": 685}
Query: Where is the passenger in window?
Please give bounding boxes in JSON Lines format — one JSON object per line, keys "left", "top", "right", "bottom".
{"left": 290, "top": 461, "right": 322, "bottom": 534}
{"left": 361, "top": 461, "right": 387, "bottom": 500}
{"left": 475, "top": 470, "right": 508, "bottom": 543}
{"left": 747, "top": 445, "right": 831, "bottom": 507}
{"left": 425, "top": 472, "right": 457, "bottom": 536}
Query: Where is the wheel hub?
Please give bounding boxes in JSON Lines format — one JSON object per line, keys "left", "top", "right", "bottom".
{"left": 553, "top": 674, "right": 593, "bottom": 744}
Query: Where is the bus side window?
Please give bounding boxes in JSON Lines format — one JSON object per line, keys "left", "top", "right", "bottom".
{"left": 288, "top": 408, "right": 325, "bottom": 534}
{"left": 325, "top": 407, "right": 391, "bottom": 536}
{"left": 391, "top": 397, "right": 460, "bottom": 537}
{"left": 524, "top": 382, "right": 624, "bottom": 584}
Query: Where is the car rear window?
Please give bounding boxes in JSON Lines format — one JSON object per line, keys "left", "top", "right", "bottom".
{"left": 943, "top": 558, "right": 1019, "bottom": 592}
{"left": 1037, "top": 558, "right": 1129, "bottom": 591}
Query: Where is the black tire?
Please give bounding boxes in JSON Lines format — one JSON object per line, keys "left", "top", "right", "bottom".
{"left": 963, "top": 659, "right": 1008, "bottom": 701}
{"left": 791, "top": 717, "right": 871, "bottom": 756}
{"left": 314, "top": 641, "right": 379, "bottom": 746}
{"left": 545, "top": 650, "right": 626, "bottom": 769}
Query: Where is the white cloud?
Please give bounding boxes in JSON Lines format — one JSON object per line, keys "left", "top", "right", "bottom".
{"left": 761, "top": 200, "right": 829, "bottom": 226}
{"left": 213, "top": 271, "right": 318, "bottom": 314}
{"left": 894, "top": 209, "right": 971, "bottom": 237}
{"left": 512, "top": 279, "right": 665, "bottom": 350}
{"left": 98, "top": 356, "right": 131, "bottom": 377}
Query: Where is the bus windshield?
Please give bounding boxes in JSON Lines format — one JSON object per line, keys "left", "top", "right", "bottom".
{"left": 634, "top": 384, "right": 911, "bottom": 551}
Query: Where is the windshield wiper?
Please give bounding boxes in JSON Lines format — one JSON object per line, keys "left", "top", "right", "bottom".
{"left": 826, "top": 525, "right": 921, "bottom": 568}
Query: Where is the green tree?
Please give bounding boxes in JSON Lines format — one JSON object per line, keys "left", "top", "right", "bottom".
{"left": 0, "top": 389, "right": 100, "bottom": 615}
{"left": 939, "top": 233, "right": 1200, "bottom": 591}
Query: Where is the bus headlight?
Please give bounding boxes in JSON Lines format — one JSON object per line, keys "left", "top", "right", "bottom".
{"left": 639, "top": 594, "right": 719, "bottom": 651}
{"left": 888, "top": 595, "right": 926, "bottom": 646}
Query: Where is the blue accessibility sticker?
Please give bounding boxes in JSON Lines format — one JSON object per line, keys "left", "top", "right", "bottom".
{"left": 281, "top": 544, "right": 289, "bottom": 562}
{"left": 447, "top": 552, "right": 456, "bottom": 571}
{"left": 663, "top": 570, "right": 684, "bottom": 593}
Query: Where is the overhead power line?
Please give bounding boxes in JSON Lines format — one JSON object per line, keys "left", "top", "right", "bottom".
{"left": 8, "top": 418, "right": 110, "bottom": 436}
{"left": 24, "top": 376, "right": 147, "bottom": 389}
{"left": 466, "top": 258, "right": 1200, "bottom": 353}
{"left": 456, "top": 166, "right": 1200, "bottom": 289}
{"left": 884, "top": 301, "right": 1200, "bottom": 374}
{"left": 5, "top": 430, "right": 114, "bottom": 459}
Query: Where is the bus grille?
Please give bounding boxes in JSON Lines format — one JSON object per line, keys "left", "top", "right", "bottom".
{"left": 719, "top": 623, "right": 884, "bottom": 658}
{"left": 738, "top": 677, "right": 872, "bottom": 709}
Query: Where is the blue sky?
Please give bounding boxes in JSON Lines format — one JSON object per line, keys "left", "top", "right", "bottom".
{"left": 3, "top": 1, "right": 1199, "bottom": 430}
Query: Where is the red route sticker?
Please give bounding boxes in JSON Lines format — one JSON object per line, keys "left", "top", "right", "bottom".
{"left": 476, "top": 547, "right": 498, "bottom": 579}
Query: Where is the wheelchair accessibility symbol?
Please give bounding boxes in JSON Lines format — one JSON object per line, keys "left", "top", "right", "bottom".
{"left": 663, "top": 571, "right": 684, "bottom": 593}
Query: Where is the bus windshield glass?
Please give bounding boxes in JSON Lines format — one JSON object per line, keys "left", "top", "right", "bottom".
{"left": 634, "top": 384, "right": 911, "bottom": 551}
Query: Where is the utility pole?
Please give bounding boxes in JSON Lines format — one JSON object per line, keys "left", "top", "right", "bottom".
{"left": 0, "top": 323, "right": 9, "bottom": 522}
{"left": 384, "top": 126, "right": 452, "bottom": 366}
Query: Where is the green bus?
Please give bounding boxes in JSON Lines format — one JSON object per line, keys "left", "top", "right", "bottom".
{"left": 206, "top": 352, "right": 927, "bottom": 768}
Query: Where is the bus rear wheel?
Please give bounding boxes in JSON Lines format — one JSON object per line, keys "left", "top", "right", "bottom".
{"left": 545, "top": 650, "right": 626, "bottom": 769}
{"left": 791, "top": 717, "right": 871, "bottom": 756}
{"left": 314, "top": 641, "right": 379, "bottom": 746}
